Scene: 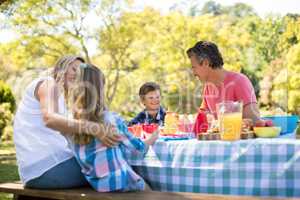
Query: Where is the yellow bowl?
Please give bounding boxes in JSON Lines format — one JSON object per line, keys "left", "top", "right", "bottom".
{"left": 253, "top": 127, "right": 281, "bottom": 138}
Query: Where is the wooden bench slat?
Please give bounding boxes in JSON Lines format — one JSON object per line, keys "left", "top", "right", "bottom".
{"left": 0, "top": 182, "right": 295, "bottom": 200}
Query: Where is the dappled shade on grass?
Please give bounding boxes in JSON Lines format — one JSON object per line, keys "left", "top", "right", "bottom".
{"left": 0, "top": 142, "right": 19, "bottom": 200}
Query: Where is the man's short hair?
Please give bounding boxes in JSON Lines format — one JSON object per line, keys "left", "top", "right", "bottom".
{"left": 139, "top": 82, "right": 161, "bottom": 99}
{"left": 186, "top": 41, "right": 224, "bottom": 69}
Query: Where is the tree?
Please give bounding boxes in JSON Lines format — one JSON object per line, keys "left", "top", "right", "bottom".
{"left": 223, "top": 3, "right": 256, "bottom": 18}
{"left": 280, "top": 43, "right": 300, "bottom": 114}
{"left": 3, "top": 0, "right": 133, "bottom": 106}
{"left": 201, "top": 1, "right": 222, "bottom": 16}
{"left": 2, "top": 1, "right": 300, "bottom": 116}
{"left": 0, "top": 0, "right": 18, "bottom": 15}
{"left": 0, "top": 81, "right": 15, "bottom": 112}
{"left": 258, "top": 15, "right": 300, "bottom": 114}
{"left": 241, "top": 67, "right": 260, "bottom": 98}
{"left": 248, "top": 16, "right": 284, "bottom": 66}
{"left": 279, "top": 16, "right": 300, "bottom": 53}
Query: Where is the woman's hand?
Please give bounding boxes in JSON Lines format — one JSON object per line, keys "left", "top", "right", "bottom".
{"left": 95, "top": 124, "right": 121, "bottom": 147}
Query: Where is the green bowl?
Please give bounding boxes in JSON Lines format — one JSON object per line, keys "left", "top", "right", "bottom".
{"left": 253, "top": 127, "right": 281, "bottom": 138}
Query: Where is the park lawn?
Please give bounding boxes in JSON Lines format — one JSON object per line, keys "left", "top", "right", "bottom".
{"left": 0, "top": 141, "right": 19, "bottom": 200}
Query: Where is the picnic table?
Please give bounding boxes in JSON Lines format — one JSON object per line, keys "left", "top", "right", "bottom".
{"left": 128, "top": 138, "right": 300, "bottom": 197}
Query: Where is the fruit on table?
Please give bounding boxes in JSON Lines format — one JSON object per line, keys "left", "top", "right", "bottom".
{"left": 255, "top": 119, "right": 274, "bottom": 127}
{"left": 255, "top": 119, "right": 266, "bottom": 127}
{"left": 265, "top": 120, "right": 274, "bottom": 127}
{"left": 253, "top": 127, "right": 281, "bottom": 138}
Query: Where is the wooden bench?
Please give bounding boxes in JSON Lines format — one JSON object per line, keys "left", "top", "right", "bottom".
{"left": 0, "top": 182, "right": 298, "bottom": 200}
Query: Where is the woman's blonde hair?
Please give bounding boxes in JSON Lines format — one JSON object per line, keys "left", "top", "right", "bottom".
{"left": 52, "top": 55, "right": 85, "bottom": 100}
{"left": 69, "top": 64, "right": 106, "bottom": 145}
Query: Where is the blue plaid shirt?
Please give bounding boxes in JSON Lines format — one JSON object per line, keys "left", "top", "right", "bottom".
{"left": 68, "top": 112, "right": 148, "bottom": 192}
{"left": 128, "top": 106, "right": 166, "bottom": 126}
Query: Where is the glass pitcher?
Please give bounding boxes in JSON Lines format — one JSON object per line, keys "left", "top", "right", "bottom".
{"left": 217, "top": 101, "right": 243, "bottom": 141}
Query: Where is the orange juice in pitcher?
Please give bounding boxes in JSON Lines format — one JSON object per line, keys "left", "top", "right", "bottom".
{"left": 217, "top": 101, "right": 243, "bottom": 141}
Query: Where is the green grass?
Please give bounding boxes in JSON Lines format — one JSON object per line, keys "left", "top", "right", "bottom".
{"left": 0, "top": 141, "right": 19, "bottom": 200}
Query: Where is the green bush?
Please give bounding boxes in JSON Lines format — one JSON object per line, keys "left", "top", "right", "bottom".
{"left": 2, "top": 125, "right": 13, "bottom": 142}
{"left": 0, "top": 81, "right": 16, "bottom": 113}
{"left": 241, "top": 68, "right": 260, "bottom": 98}
{"left": 0, "top": 103, "right": 13, "bottom": 140}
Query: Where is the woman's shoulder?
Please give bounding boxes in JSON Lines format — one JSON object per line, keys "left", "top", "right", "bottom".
{"left": 21, "top": 76, "right": 56, "bottom": 99}
{"left": 26, "top": 76, "right": 54, "bottom": 89}
{"left": 37, "top": 76, "right": 56, "bottom": 86}
{"left": 27, "top": 76, "right": 56, "bottom": 91}
{"left": 35, "top": 77, "right": 59, "bottom": 98}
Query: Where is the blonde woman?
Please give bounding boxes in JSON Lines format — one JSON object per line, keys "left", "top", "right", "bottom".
{"left": 13, "top": 55, "right": 120, "bottom": 189}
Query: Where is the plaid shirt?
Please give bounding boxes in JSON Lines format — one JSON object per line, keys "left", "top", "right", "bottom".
{"left": 69, "top": 112, "right": 148, "bottom": 192}
{"left": 128, "top": 106, "right": 166, "bottom": 126}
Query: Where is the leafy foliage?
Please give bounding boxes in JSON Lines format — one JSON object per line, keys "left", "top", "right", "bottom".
{"left": 0, "top": 0, "right": 299, "bottom": 119}
{"left": 0, "top": 81, "right": 15, "bottom": 112}
{"left": 0, "top": 103, "right": 13, "bottom": 139}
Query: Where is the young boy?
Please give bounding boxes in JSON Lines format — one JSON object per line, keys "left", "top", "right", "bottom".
{"left": 128, "top": 82, "right": 166, "bottom": 126}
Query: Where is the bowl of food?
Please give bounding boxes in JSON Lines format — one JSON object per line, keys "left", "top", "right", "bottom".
{"left": 253, "top": 126, "right": 281, "bottom": 138}
{"left": 262, "top": 115, "right": 299, "bottom": 135}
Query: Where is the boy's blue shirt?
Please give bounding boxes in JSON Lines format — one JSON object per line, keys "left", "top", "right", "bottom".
{"left": 128, "top": 106, "right": 166, "bottom": 126}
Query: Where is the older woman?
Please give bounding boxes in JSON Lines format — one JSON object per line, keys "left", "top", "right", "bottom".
{"left": 13, "top": 55, "right": 120, "bottom": 189}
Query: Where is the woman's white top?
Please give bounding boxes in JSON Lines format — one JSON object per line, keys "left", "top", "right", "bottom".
{"left": 13, "top": 76, "right": 73, "bottom": 184}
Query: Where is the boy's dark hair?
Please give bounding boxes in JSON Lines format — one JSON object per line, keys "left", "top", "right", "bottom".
{"left": 139, "top": 82, "right": 161, "bottom": 99}
{"left": 186, "top": 41, "right": 224, "bottom": 69}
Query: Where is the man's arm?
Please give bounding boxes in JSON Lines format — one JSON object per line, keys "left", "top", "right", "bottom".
{"left": 243, "top": 103, "right": 260, "bottom": 123}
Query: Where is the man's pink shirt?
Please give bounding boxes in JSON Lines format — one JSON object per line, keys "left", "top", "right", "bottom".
{"left": 202, "top": 71, "right": 257, "bottom": 118}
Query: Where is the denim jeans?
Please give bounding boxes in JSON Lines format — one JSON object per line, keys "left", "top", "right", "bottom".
{"left": 25, "top": 157, "right": 88, "bottom": 189}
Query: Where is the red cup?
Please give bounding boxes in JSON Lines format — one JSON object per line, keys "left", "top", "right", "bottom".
{"left": 142, "top": 123, "right": 159, "bottom": 133}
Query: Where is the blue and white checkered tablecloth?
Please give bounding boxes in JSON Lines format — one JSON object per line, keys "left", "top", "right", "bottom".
{"left": 127, "top": 138, "right": 300, "bottom": 197}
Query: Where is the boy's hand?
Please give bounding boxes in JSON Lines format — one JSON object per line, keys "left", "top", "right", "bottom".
{"left": 144, "top": 129, "right": 159, "bottom": 146}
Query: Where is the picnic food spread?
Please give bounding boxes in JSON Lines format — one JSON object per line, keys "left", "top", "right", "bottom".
{"left": 127, "top": 102, "right": 298, "bottom": 141}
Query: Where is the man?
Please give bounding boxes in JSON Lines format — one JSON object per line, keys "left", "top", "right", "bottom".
{"left": 187, "top": 41, "right": 260, "bottom": 123}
